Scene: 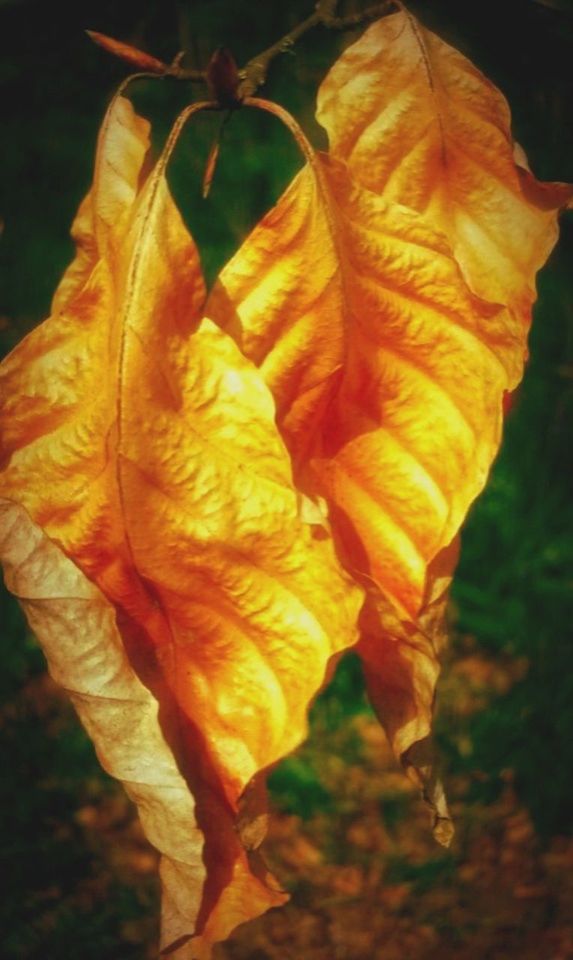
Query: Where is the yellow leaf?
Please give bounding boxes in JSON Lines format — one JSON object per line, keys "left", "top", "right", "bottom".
{"left": 206, "top": 78, "right": 562, "bottom": 822}
{"left": 311, "top": 12, "right": 569, "bottom": 801}
{"left": 209, "top": 150, "right": 521, "bottom": 620}
{"left": 0, "top": 96, "right": 361, "bottom": 956}
{"left": 316, "top": 9, "right": 572, "bottom": 318}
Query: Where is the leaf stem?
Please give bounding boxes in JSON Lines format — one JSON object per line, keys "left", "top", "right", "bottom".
{"left": 242, "top": 96, "right": 318, "bottom": 167}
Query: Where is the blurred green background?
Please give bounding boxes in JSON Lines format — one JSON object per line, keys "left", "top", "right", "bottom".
{"left": 1, "top": 0, "right": 572, "bottom": 957}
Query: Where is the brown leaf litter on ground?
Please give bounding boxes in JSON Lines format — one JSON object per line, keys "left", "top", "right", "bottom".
{"left": 6, "top": 646, "right": 573, "bottom": 959}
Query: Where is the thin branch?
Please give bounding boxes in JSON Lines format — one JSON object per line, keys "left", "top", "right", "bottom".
{"left": 529, "top": 0, "right": 573, "bottom": 12}
{"left": 86, "top": 29, "right": 207, "bottom": 80}
{"left": 324, "top": 0, "right": 402, "bottom": 30}
{"left": 89, "top": 1, "right": 398, "bottom": 97}
{"left": 237, "top": 10, "right": 322, "bottom": 97}
{"left": 238, "top": 0, "right": 398, "bottom": 97}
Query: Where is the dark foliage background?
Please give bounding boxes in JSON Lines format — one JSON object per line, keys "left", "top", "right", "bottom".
{"left": 1, "top": 0, "right": 572, "bottom": 956}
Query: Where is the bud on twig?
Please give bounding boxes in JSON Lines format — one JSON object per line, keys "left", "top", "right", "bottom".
{"left": 207, "top": 47, "right": 242, "bottom": 107}
{"left": 86, "top": 30, "right": 169, "bottom": 74}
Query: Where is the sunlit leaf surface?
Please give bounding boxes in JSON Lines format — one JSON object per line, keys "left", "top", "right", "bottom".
{"left": 1, "top": 8, "right": 571, "bottom": 956}
{"left": 0, "top": 96, "right": 360, "bottom": 957}
{"left": 316, "top": 9, "right": 572, "bottom": 318}
{"left": 207, "top": 14, "right": 570, "bottom": 832}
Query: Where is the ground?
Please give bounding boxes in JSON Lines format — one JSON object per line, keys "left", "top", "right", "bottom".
{"left": 3, "top": 637, "right": 573, "bottom": 960}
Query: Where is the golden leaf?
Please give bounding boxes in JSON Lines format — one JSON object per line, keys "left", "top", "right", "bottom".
{"left": 2, "top": 10, "right": 570, "bottom": 950}
{"left": 316, "top": 9, "right": 573, "bottom": 319}
{"left": 310, "top": 10, "right": 569, "bottom": 807}
{"left": 209, "top": 149, "right": 521, "bottom": 621}
{"left": 207, "top": 64, "right": 567, "bottom": 829}
{"left": 0, "top": 96, "right": 361, "bottom": 956}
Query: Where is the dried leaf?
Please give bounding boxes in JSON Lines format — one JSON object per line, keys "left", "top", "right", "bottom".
{"left": 0, "top": 499, "right": 205, "bottom": 953}
{"left": 316, "top": 9, "right": 572, "bottom": 318}
{"left": 2, "top": 9, "right": 571, "bottom": 950}
{"left": 206, "top": 58, "right": 566, "bottom": 820}
{"left": 310, "top": 10, "right": 569, "bottom": 806}
{"left": 0, "top": 96, "right": 361, "bottom": 956}
{"left": 358, "top": 538, "right": 459, "bottom": 845}
{"left": 208, "top": 152, "right": 521, "bottom": 621}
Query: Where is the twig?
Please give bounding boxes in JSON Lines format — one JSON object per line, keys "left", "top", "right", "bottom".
{"left": 88, "top": 0, "right": 398, "bottom": 98}
{"left": 324, "top": 0, "right": 403, "bottom": 30}
{"left": 237, "top": 10, "right": 322, "bottom": 98}
{"left": 529, "top": 0, "right": 573, "bottom": 12}
{"left": 238, "top": 0, "right": 398, "bottom": 97}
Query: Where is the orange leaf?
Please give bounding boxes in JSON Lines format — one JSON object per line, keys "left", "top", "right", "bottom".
{"left": 316, "top": 9, "right": 572, "bottom": 320}
{"left": 0, "top": 96, "right": 361, "bottom": 956}
{"left": 2, "top": 11, "right": 570, "bottom": 944}
{"left": 206, "top": 65, "right": 566, "bottom": 824}
{"left": 310, "top": 11, "right": 570, "bottom": 801}
{"left": 209, "top": 150, "right": 521, "bottom": 621}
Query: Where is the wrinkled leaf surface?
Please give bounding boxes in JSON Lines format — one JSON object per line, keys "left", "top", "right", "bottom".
{"left": 0, "top": 96, "right": 361, "bottom": 957}
{"left": 316, "top": 9, "right": 572, "bottom": 320}
{"left": 207, "top": 27, "right": 569, "bottom": 818}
